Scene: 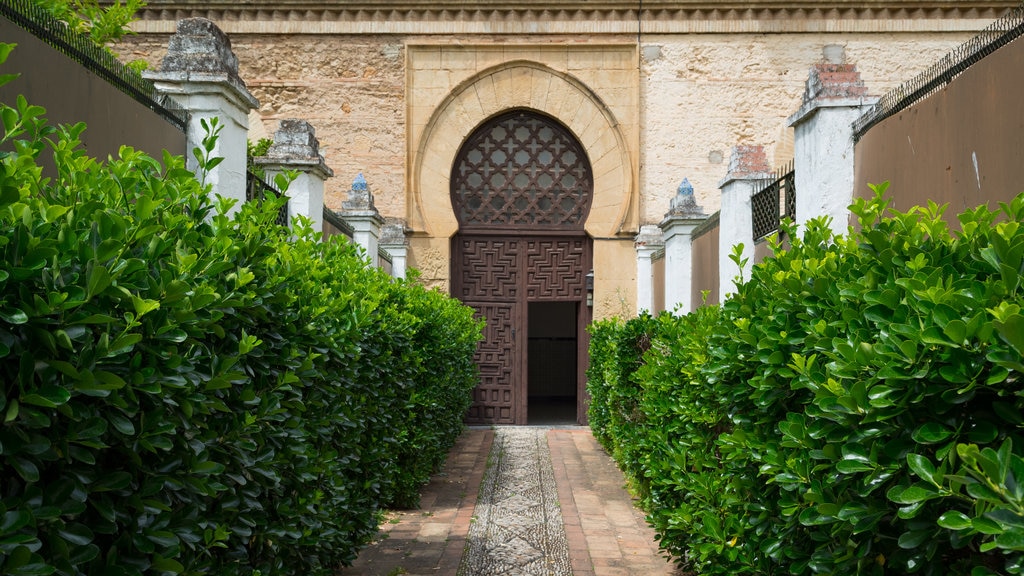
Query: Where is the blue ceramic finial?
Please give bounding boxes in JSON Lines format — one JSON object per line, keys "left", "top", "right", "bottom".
{"left": 352, "top": 172, "right": 368, "bottom": 192}
{"left": 666, "top": 177, "right": 704, "bottom": 218}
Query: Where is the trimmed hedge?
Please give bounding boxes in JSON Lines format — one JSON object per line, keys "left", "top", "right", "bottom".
{"left": 588, "top": 184, "right": 1024, "bottom": 575}
{"left": 0, "top": 58, "right": 482, "bottom": 576}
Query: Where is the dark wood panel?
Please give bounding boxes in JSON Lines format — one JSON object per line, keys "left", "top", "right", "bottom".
{"left": 524, "top": 238, "right": 587, "bottom": 300}
{"left": 464, "top": 301, "right": 518, "bottom": 425}
{"left": 456, "top": 237, "right": 519, "bottom": 301}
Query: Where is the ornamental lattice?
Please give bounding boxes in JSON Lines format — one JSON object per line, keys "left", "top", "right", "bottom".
{"left": 451, "top": 110, "right": 593, "bottom": 230}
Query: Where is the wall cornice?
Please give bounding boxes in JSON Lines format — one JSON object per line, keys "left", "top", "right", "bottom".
{"left": 132, "top": 1, "right": 1016, "bottom": 34}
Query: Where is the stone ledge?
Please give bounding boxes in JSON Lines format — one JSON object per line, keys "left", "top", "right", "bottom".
{"left": 130, "top": 3, "right": 1009, "bottom": 34}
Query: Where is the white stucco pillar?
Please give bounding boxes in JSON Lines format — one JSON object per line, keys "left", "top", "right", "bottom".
{"left": 787, "top": 62, "right": 877, "bottom": 237}
{"left": 380, "top": 222, "right": 409, "bottom": 279}
{"left": 719, "top": 145, "right": 772, "bottom": 299}
{"left": 659, "top": 179, "right": 708, "bottom": 315}
{"left": 254, "top": 119, "right": 333, "bottom": 233}
{"left": 145, "top": 18, "right": 258, "bottom": 216}
{"left": 342, "top": 173, "right": 385, "bottom": 268}
{"left": 634, "top": 225, "right": 664, "bottom": 315}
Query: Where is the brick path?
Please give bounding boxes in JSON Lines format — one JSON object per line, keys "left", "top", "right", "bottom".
{"left": 340, "top": 426, "right": 677, "bottom": 576}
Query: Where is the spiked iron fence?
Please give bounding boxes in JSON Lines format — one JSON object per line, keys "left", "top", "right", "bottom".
{"left": 0, "top": 0, "right": 188, "bottom": 131}
{"left": 853, "top": 1, "right": 1024, "bottom": 141}
{"left": 246, "top": 171, "right": 289, "bottom": 227}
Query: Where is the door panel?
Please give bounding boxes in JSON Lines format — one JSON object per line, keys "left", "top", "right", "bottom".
{"left": 455, "top": 237, "right": 519, "bottom": 301}
{"left": 524, "top": 238, "right": 587, "bottom": 300}
{"left": 465, "top": 302, "right": 518, "bottom": 425}
{"left": 455, "top": 234, "right": 590, "bottom": 425}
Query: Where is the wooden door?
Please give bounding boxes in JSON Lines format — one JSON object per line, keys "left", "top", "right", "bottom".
{"left": 454, "top": 234, "right": 590, "bottom": 425}
{"left": 449, "top": 109, "right": 595, "bottom": 425}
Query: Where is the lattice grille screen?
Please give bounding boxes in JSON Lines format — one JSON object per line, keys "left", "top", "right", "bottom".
{"left": 451, "top": 110, "right": 593, "bottom": 229}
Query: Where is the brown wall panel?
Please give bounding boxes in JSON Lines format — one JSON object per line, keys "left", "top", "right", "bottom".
{"left": 0, "top": 18, "right": 185, "bottom": 164}
{"left": 854, "top": 37, "right": 1024, "bottom": 225}
{"left": 692, "top": 219, "right": 720, "bottom": 309}
{"left": 652, "top": 255, "right": 665, "bottom": 315}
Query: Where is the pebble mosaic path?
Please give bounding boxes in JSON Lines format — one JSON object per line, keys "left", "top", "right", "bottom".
{"left": 341, "top": 426, "right": 677, "bottom": 576}
{"left": 459, "top": 427, "right": 571, "bottom": 575}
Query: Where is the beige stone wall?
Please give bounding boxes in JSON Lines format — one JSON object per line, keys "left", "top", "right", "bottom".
{"left": 639, "top": 32, "right": 976, "bottom": 224}
{"left": 118, "top": 8, "right": 994, "bottom": 317}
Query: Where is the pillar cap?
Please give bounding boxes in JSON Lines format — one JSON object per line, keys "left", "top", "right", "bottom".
{"left": 788, "top": 62, "right": 877, "bottom": 126}
{"left": 635, "top": 224, "right": 664, "bottom": 249}
{"left": 143, "top": 18, "right": 259, "bottom": 110}
{"left": 718, "top": 145, "right": 773, "bottom": 188}
{"left": 660, "top": 178, "right": 709, "bottom": 232}
{"left": 342, "top": 173, "right": 384, "bottom": 224}
{"left": 254, "top": 119, "right": 334, "bottom": 179}
{"left": 380, "top": 219, "right": 410, "bottom": 247}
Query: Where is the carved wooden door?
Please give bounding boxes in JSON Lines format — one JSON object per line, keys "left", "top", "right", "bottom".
{"left": 451, "top": 110, "right": 594, "bottom": 425}
{"left": 454, "top": 238, "right": 522, "bottom": 425}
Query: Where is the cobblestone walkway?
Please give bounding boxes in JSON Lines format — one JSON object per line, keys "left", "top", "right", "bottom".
{"left": 341, "top": 427, "right": 676, "bottom": 576}
{"left": 459, "top": 428, "right": 571, "bottom": 575}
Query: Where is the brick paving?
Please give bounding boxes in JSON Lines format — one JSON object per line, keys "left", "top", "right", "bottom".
{"left": 340, "top": 426, "right": 677, "bottom": 576}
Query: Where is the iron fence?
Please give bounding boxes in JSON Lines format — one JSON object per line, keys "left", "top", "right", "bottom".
{"left": 0, "top": 0, "right": 188, "bottom": 132}
{"left": 752, "top": 161, "right": 795, "bottom": 242}
{"left": 853, "top": 1, "right": 1024, "bottom": 141}
{"left": 246, "top": 170, "right": 289, "bottom": 227}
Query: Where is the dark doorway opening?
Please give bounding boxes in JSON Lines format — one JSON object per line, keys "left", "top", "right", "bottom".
{"left": 527, "top": 301, "right": 578, "bottom": 425}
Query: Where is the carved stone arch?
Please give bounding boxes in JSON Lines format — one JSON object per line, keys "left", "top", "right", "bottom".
{"left": 409, "top": 61, "right": 636, "bottom": 240}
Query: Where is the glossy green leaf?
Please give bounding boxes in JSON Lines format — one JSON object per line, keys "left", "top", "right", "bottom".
{"left": 20, "top": 386, "right": 70, "bottom": 409}
{"left": 912, "top": 422, "right": 953, "bottom": 444}
{"left": 56, "top": 523, "right": 94, "bottom": 547}
{"left": 937, "top": 510, "right": 972, "bottom": 530}
{"left": 887, "top": 483, "right": 939, "bottom": 505}
{"left": 907, "top": 453, "right": 941, "bottom": 486}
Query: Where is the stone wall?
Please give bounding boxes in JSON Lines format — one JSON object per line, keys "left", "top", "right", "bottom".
{"left": 116, "top": 5, "right": 995, "bottom": 313}
{"left": 119, "top": 34, "right": 407, "bottom": 219}
{"left": 120, "top": 28, "right": 975, "bottom": 226}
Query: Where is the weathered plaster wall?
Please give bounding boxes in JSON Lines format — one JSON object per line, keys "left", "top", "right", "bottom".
{"left": 124, "top": 29, "right": 975, "bottom": 227}
{"left": 639, "top": 33, "right": 974, "bottom": 224}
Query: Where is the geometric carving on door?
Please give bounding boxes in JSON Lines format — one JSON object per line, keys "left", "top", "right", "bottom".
{"left": 465, "top": 302, "right": 516, "bottom": 425}
{"left": 525, "top": 238, "right": 586, "bottom": 300}
{"left": 457, "top": 238, "right": 519, "bottom": 301}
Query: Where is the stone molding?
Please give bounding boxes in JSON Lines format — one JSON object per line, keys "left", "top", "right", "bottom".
{"left": 408, "top": 53, "right": 638, "bottom": 239}
{"left": 131, "top": 2, "right": 1010, "bottom": 34}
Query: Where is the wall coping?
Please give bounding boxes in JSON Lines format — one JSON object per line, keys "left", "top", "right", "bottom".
{"left": 130, "top": 2, "right": 1010, "bottom": 34}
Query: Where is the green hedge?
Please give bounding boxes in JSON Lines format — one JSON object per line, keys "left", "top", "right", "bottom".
{"left": 588, "top": 184, "right": 1024, "bottom": 575}
{"left": 0, "top": 56, "right": 481, "bottom": 576}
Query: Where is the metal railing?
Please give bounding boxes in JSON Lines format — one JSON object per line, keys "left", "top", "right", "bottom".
{"left": 751, "top": 161, "right": 795, "bottom": 242}
{"left": 322, "top": 206, "right": 354, "bottom": 241}
{"left": 853, "top": 1, "right": 1024, "bottom": 141}
{"left": 0, "top": 0, "right": 188, "bottom": 132}
{"left": 246, "top": 170, "right": 289, "bottom": 227}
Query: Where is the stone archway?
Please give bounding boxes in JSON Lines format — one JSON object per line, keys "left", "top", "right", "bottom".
{"left": 407, "top": 60, "right": 637, "bottom": 290}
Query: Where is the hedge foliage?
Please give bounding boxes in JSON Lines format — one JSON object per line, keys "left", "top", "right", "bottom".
{"left": 0, "top": 49, "right": 482, "bottom": 576}
{"left": 588, "top": 184, "right": 1024, "bottom": 575}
